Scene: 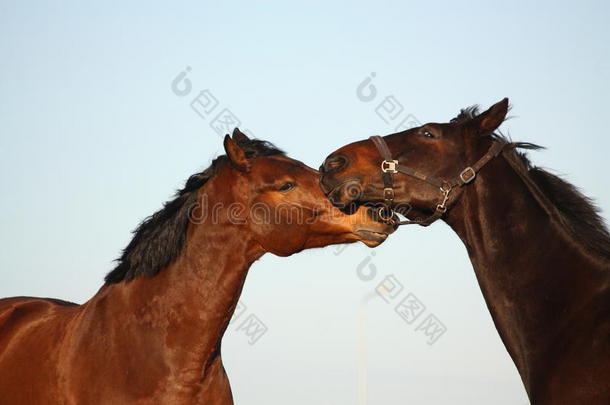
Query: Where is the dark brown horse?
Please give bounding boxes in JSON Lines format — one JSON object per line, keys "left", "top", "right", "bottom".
{"left": 320, "top": 99, "right": 610, "bottom": 404}
{"left": 0, "top": 129, "right": 393, "bottom": 404}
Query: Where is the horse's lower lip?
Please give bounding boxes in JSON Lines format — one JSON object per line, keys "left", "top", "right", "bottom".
{"left": 355, "top": 229, "right": 389, "bottom": 245}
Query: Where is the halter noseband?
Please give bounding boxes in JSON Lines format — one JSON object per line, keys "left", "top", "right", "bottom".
{"left": 369, "top": 135, "right": 507, "bottom": 226}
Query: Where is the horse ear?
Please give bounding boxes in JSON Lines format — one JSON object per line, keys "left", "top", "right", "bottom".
{"left": 223, "top": 135, "right": 251, "bottom": 172}
{"left": 469, "top": 98, "right": 509, "bottom": 136}
{"left": 232, "top": 127, "right": 250, "bottom": 143}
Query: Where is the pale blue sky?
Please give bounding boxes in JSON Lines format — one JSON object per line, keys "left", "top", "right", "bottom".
{"left": 1, "top": 1, "right": 608, "bottom": 404}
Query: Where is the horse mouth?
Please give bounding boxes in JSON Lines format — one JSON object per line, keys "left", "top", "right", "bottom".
{"left": 355, "top": 229, "right": 390, "bottom": 247}
{"left": 320, "top": 175, "right": 363, "bottom": 208}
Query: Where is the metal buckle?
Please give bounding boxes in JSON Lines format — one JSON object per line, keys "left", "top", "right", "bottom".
{"left": 460, "top": 167, "right": 476, "bottom": 184}
{"left": 381, "top": 160, "right": 399, "bottom": 174}
{"left": 383, "top": 187, "right": 394, "bottom": 201}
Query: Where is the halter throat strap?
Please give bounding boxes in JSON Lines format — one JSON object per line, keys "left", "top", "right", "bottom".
{"left": 369, "top": 135, "right": 507, "bottom": 226}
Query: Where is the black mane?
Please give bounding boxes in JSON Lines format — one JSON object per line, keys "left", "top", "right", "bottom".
{"left": 450, "top": 105, "right": 482, "bottom": 124}
{"left": 453, "top": 106, "right": 610, "bottom": 260}
{"left": 105, "top": 139, "right": 284, "bottom": 283}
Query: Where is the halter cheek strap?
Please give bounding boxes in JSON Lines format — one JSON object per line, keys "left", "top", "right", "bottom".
{"left": 369, "top": 135, "right": 507, "bottom": 226}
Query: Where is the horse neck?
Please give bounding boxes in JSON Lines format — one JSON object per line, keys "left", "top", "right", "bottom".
{"left": 82, "top": 216, "right": 264, "bottom": 382}
{"left": 443, "top": 151, "right": 605, "bottom": 390}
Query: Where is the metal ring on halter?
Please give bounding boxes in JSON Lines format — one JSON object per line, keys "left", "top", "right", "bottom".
{"left": 377, "top": 206, "right": 395, "bottom": 223}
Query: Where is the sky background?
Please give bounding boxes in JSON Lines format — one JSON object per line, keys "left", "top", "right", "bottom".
{"left": 1, "top": 1, "right": 609, "bottom": 404}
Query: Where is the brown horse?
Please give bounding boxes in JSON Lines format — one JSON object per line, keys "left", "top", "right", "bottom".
{"left": 0, "top": 129, "right": 393, "bottom": 404}
{"left": 320, "top": 99, "right": 610, "bottom": 404}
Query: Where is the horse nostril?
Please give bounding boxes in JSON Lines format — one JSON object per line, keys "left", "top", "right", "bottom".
{"left": 323, "top": 154, "right": 348, "bottom": 173}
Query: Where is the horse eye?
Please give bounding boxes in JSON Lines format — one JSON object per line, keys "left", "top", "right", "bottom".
{"left": 422, "top": 130, "right": 435, "bottom": 139}
{"left": 278, "top": 182, "right": 296, "bottom": 192}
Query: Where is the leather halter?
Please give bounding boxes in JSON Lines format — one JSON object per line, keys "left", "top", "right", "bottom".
{"left": 369, "top": 135, "right": 507, "bottom": 226}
